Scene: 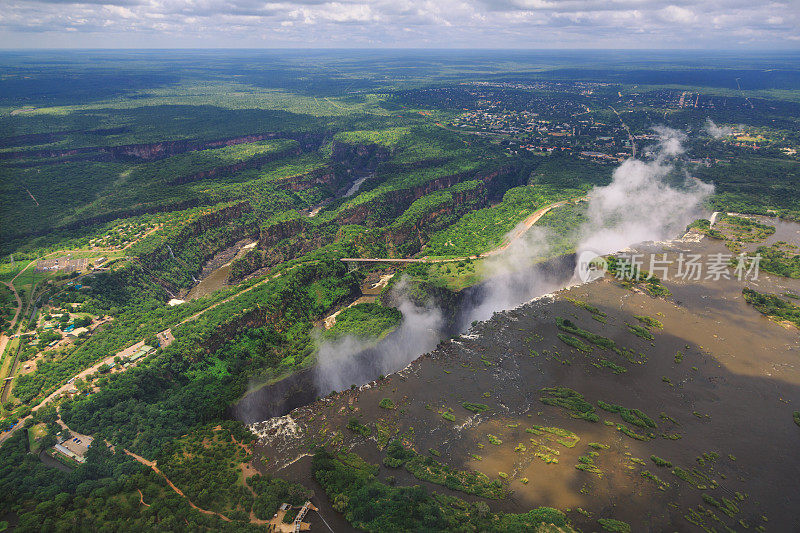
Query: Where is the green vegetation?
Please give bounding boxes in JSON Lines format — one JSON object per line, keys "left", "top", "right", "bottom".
{"left": 598, "top": 518, "right": 632, "bottom": 533}
{"left": 615, "top": 423, "right": 650, "bottom": 441}
{"left": 605, "top": 256, "right": 671, "bottom": 298}
{"left": 713, "top": 214, "right": 776, "bottom": 252}
{"left": 312, "top": 448, "right": 573, "bottom": 532}
{"left": 566, "top": 298, "right": 606, "bottom": 317}
{"left": 539, "top": 386, "right": 599, "bottom": 422}
{"left": 486, "top": 434, "right": 503, "bottom": 445}
{"left": 462, "top": 402, "right": 490, "bottom": 413}
{"left": 333, "top": 127, "right": 410, "bottom": 147}
{"left": 527, "top": 426, "right": 580, "bottom": 448}
{"left": 702, "top": 494, "right": 740, "bottom": 518}
{"left": 597, "top": 401, "right": 657, "bottom": 429}
{"left": 598, "top": 359, "right": 627, "bottom": 374}
{"left": 4, "top": 52, "right": 799, "bottom": 533}
{"left": 575, "top": 454, "right": 602, "bottom": 476}
{"left": 384, "top": 441, "right": 508, "bottom": 499}
{"left": 0, "top": 418, "right": 304, "bottom": 531}
{"left": 379, "top": 398, "right": 396, "bottom": 410}
{"left": 347, "top": 417, "right": 372, "bottom": 437}
{"left": 634, "top": 315, "right": 663, "bottom": 329}
{"left": 794, "top": 411, "right": 800, "bottom": 427}
{"left": 425, "top": 185, "right": 585, "bottom": 257}
{"left": 641, "top": 470, "right": 670, "bottom": 490}
{"left": 557, "top": 333, "right": 592, "bottom": 353}
{"left": 672, "top": 467, "right": 716, "bottom": 489}
{"left": 756, "top": 242, "right": 800, "bottom": 278}
{"left": 743, "top": 287, "right": 800, "bottom": 328}
{"left": 555, "top": 318, "right": 615, "bottom": 350}
{"left": 651, "top": 455, "right": 673, "bottom": 467}
{"left": 323, "top": 302, "right": 402, "bottom": 341}
{"left": 626, "top": 323, "right": 655, "bottom": 340}
{"left": 158, "top": 422, "right": 312, "bottom": 520}
{"left": 533, "top": 444, "right": 560, "bottom": 464}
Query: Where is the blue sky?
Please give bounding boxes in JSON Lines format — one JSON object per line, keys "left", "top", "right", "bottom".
{"left": 1, "top": 0, "right": 798, "bottom": 49}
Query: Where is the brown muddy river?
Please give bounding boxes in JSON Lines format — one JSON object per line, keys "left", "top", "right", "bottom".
{"left": 186, "top": 239, "right": 256, "bottom": 301}
{"left": 249, "top": 222, "right": 800, "bottom": 532}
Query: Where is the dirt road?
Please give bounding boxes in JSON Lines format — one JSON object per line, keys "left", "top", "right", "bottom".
{"left": 341, "top": 196, "right": 586, "bottom": 265}
{"left": 0, "top": 267, "right": 290, "bottom": 446}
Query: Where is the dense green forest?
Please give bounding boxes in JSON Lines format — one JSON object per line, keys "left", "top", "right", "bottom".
{"left": 2, "top": 50, "right": 799, "bottom": 532}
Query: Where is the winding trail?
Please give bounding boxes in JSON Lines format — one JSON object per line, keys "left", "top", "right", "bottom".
{"left": 123, "top": 449, "right": 232, "bottom": 522}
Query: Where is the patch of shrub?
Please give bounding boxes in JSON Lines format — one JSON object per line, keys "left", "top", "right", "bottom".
{"left": 539, "top": 386, "right": 598, "bottom": 422}
{"left": 557, "top": 333, "right": 592, "bottom": 353}
{"left": 347, "top": 417, "right": 372, "bottom": 437}
{"left": 556, "top": 317, "right": 616, "bottom": 350}
{"left": 486, "top": 434, "right": 502, "bottom": 445}
{"left": 634, "top": 315, "right": 663, "bottom": 329}
{"left": 379, "top": 398, "right": 396, "bottom": 409}
{"left": 597, "top": 401, "right": 656, "bottom": 428}
{"left": 462, "top": 402, "right": 489, "bottom": 413}
{"left": 626, "top": 323, "right": 654, "bottom": 340}
{"left": 598, "top": 518, "right": 632, "bottom": 532}
{"left": 651, "top": 455, "right": 672, "bottom": 467}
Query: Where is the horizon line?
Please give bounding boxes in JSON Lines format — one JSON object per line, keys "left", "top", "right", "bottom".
{"left": 1, "top": 47, "right": 800, "bottom": 53}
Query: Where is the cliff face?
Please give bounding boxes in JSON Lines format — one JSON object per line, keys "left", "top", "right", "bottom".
{"left": 186, "top": 202, "right": 255, "bottom": 237}
{"left": 112, "top": 134, "right": 276, "bottom": 160}
{"left": 258, "top": 217, "right": 308, "bottom": 249}
{"left": 275, "top": 165, "right": 347, "bottom": 193}
{"left": 228, "top": 217, "right": 311, "bottom": 282}
{"left": 336, "top": 171, "right": 470, "bottom": 226}
{"left": 336, "top": 163, "right": 524, "bottom": 227}
{"left": 478, "top": 164, "right": 528, "bottom": 201}
{"left": 228, "top": 162, "right": 527, "bottom": 280}
{"left": 230, "top": 226, "right": 336, "bottom": 282}
{"left": 330, "top": 141, "right": 392, "bottom": 172}
{"left": 0, "top": 132, "right": 325, "bottom": 162}
{"left": 138, "top": 201, "right": 259, "bottom": 288}
{"left": 382, "top": 183, "right": 487, "bottom": 256}
{"left": 168, "top": 145, "right": 303, "bottom": 186}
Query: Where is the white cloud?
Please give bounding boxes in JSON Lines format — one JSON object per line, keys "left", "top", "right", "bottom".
{"left": 658, "top": 5, "right": 695, "bottom": 24}
{"left": 0, "top": 0, "right": 798, "bottom": 48}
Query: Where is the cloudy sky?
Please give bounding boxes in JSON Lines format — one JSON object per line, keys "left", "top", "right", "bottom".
{"left": 1, "top": 0, "right": 798, "bottom": 49}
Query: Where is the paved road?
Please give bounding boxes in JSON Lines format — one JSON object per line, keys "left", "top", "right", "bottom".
{"left": 609, "top": 105, "right": 636, "bottom": 158}
{"left": 341, "top": 196, "right": 586, "bottom": 265}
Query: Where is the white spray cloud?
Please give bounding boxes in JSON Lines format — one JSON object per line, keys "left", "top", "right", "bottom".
{"left": 313, "top": 126, "right": 714, "bottom": 394}
{"left": 459, "top": 226, "right": 573, "bottom": 327}
{"left": 703, "top": 118, "right": 734, "bottom": 139}
{"left": 576, "top": 126, "right": 714, "bottom": 259}
{"left": 313, "top": 278, "right": 442, "bottom": 394}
